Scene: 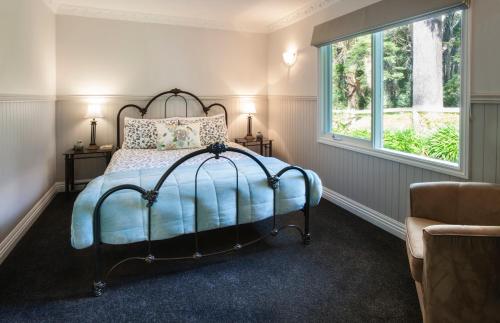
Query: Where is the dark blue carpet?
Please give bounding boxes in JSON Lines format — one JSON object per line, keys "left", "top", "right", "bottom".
{"left": 0, "top": 193, "right": 420, "bottom": 322}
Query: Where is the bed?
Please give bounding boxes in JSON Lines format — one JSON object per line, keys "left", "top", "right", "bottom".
{"left": 71, "top": 88, "right": 322, "bottom": 296}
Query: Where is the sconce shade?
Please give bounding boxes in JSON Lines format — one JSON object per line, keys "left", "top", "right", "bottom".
{"left": 240, "top": 102, "right": 256, "bottom": 114}
{"left": 282, "top": 50, "right": 297, "bottom": 66}
{"left": 85, "top": 104, "right": 103, "bottom": 119}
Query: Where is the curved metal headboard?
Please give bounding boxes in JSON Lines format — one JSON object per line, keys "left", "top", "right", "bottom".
{"left": 116, "top": 88, "right": 228, "bottom": 148}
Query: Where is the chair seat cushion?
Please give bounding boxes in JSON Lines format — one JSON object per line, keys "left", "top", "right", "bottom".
{"left": 405, "top": 217, "right": 443, "bottom": 282}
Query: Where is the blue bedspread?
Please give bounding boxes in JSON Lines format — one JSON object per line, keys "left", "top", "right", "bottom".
{"left": 71, "top": 157, "right": 322, "bottom": 249}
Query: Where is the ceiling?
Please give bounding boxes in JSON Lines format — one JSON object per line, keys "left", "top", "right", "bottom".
{"left": 43, "top": 0, "right": 340, "bottom": 33}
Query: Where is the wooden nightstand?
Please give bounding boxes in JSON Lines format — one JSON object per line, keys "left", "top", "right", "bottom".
{"left": 63, "top": 147, "right": 114, "bottom": 195}
{"left": 234, "top": 138, "right": 273, "bottom": 157}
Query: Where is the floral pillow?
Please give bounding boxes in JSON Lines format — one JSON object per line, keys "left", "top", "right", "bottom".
{"left": 123, "top": 117, "right": 178, "bottom": 149}
{"left": 178, "top": 114, "right": 228, "bottom": 146}
{"left": 156, "top": 123, "right": 202, "bottom": 150}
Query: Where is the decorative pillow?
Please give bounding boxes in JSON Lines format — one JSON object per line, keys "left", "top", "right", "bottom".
{"left": 178, "top": 114, "right": 228, "bottom": 146}
{"left": 123, "top": 117, "right": 178, "bottom": 149}
{"left": 156, "top": 123, "right": 202, "bottom": 150}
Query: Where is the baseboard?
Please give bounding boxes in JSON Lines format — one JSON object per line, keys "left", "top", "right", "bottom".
{"left": 0, "top": 184, "right": 58, "bottom": 265}
{"left": 322, "top": 186, "right": 406, "bottom": 240}
{"left": 55, "top": 181, "right": 66, "bottom": 192}
{"left": 54, "top": 179, "right": 93, "bottom": 192}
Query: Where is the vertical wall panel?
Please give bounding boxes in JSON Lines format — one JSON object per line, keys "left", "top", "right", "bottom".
{"left": 496, "top": 104, "right": 500, "bottom": 183}
{"left": 269, "top": 97, "right": 497, "bottom": 224}
{"left": 471, "top": 104, "right": 485, "bottom": 181}
{"left": 0, "top": 100, "right": 56, "bottom": 242}
{"left": 483, "top": 104, "right": 498, "bottom": 182}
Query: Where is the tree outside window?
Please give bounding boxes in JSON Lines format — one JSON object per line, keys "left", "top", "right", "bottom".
{"left": 329, "top": 10, "right": 463, "bottom": 164}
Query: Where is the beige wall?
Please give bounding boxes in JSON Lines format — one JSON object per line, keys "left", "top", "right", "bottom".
{"left": 0, "top": 0, "right": 56, "bottom": 95}
{"left": 56, "top": 15, "right": 268, "bottom": 96}
{"left": 470, "top": 0, "right": 500, "bottom": 96}
{"left": 266, "top": 0, "right": 500, "bottom": 230}
{"left": 0, "top": 0, "right": 56, "bottom": 243}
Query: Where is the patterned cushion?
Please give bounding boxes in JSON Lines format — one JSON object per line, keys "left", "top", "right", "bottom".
{"left": 178, "top": 114, "right": 228, "bottom": 146}
{"left": 123, "top": 117, "right": 178, "bottom": 149}
{"left": 156, "top": 123, "right": 202, "bottom": 150}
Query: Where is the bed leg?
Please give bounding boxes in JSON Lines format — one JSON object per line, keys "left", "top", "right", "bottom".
{"left": 93, "top": 241, "right": 106, "bottom": 297}
{"left": 303, "top": 233, "right": 312, "bottom": 245}
{"left": 303, "top": 207, "right": 311, "bottom": 245}
{"left": 93, "top": 281, "right": 106, "bottom": 297}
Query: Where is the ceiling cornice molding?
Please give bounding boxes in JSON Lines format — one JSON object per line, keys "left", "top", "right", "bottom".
{"left": 46, "top": 0, "right": 341, "bottom": 34}
{"left": 54, "top": 3, "right": 265, "bottom": 33}
{"left": 267, "top": 0, "right": 341, "bottom": 32}
{"left": 41, "top": 0, "right": 57, "bottom": 13}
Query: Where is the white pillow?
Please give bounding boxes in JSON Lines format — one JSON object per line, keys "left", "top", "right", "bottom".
{"left": 177, "top": 114, "right": 228, "bottom": 146}
{"left": 156, "top": 123, "right": 202, "bottom": 150}
{"left": 123, "top": 117, "right": 178, "bottom": 149}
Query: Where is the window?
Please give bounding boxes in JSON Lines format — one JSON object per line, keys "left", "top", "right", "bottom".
{"left": 320, "top": 8, "right": 468, "bottom": 177}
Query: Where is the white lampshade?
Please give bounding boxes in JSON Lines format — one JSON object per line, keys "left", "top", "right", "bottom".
{"left": 85, "top": 104, "right": 103, "bottom": 119}
{"left": 282, "top": 50, "right": 297, "bottom": 66}
{"left": 241, "top": 102, "right": 256, "bottom": 114}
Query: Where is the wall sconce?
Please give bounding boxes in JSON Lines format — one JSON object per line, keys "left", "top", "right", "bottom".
{"left": 240, "top": 101, "right": 256, "bottom": 140}
{"left": 282, "top": 49, "right": 297, "bottom": 67}
{"left": 85, "top": 104, "right": 103, "bottom": 150}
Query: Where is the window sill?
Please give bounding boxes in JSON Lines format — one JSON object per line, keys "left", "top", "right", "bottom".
{"left": 317, "top": 135, "right": 468, "bottom": 179}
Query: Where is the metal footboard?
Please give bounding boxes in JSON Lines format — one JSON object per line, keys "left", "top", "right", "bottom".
{"left": 91, "top": 143, "right": 311, "bottom": 296}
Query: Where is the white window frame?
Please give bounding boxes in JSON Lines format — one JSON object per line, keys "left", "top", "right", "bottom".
{"left": 317, "top": 9, "right": 470, "bottom": 179}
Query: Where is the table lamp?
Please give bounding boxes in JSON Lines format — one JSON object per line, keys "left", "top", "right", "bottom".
{"left": 85, "top": 104, "right": 103, "bottom": 150}
{"left": 241, "top": 102, "right": 256, "bottom": 140}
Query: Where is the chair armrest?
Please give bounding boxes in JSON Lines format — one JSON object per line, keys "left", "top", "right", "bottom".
{"left": 424, "top": 224, "right": 500, "bottom": 237}
{"left": 421, "top": 225, "right": 500, "bottom": 323}
{"left": 409, "top": 182, "right": 459, "bottom": 223}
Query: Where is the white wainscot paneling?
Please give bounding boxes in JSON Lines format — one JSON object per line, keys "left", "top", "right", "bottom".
{"left": 0, "top": 99, "right": 56, "bottom": 243}
{"left": 268, "top": 96, "right": 498, "bottom": 234}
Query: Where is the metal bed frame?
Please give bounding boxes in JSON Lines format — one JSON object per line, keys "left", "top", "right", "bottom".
{"left": 91, "top": 88, "right": 312, "bottom": 296}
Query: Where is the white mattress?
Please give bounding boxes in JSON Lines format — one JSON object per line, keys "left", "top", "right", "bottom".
{"left": 105, "top": 142, "right": 257, "bottom": 174}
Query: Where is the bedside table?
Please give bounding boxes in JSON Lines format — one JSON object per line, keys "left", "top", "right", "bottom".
{"left": 234, "top": 138, "right": 273, "bottom": 157}
{"left": 64, "top": 147, "right": 114, "bottom": 195}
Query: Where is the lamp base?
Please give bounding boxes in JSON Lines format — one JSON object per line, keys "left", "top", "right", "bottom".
{"left": 245, "top": 114, "right": 255, "bottom": 141}
{"left": 88, "top": 119, "right": 98, "bottom": 150}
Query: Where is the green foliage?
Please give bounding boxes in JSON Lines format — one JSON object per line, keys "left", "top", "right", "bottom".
{"left": 384, "top": 129, "right": 424, "bottom": 154}
{"left": 336, "top": 128, "right": 371, "bottom": 140}
{"left": 425, "top": 124, "right": 459, "bottom": 162}
{"left": 383, "top": 25, "right": 412, "bottom": 108}
{"left": 334, "top": 120, "right": 371, "bottom": 140}
{"left": 444, "top": 74, "right": 461, "bottom": 107}
{"left": 333, "top": 63, "right": 347, "bottom": 107}
{"left": 350, "top": 129, "right": 371, "bottom": 140}
{"left": 382, "top": 125, "right": 459, "bottom": 163}
{"left": 332, "top": 11, "right": 462, "bottom": 109}
{"left": 442, "top": 11, "right": 462, "bottom": 107}
{"left": 332, "top": 35, "right": 372, "bottom": 109}
{"left": 335, "top": 123, "right": 459, "bottom": 163}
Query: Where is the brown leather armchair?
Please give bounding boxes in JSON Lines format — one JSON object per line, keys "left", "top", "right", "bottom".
{"left": 405, "top": 182, "right": 500, "bottom": 323}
